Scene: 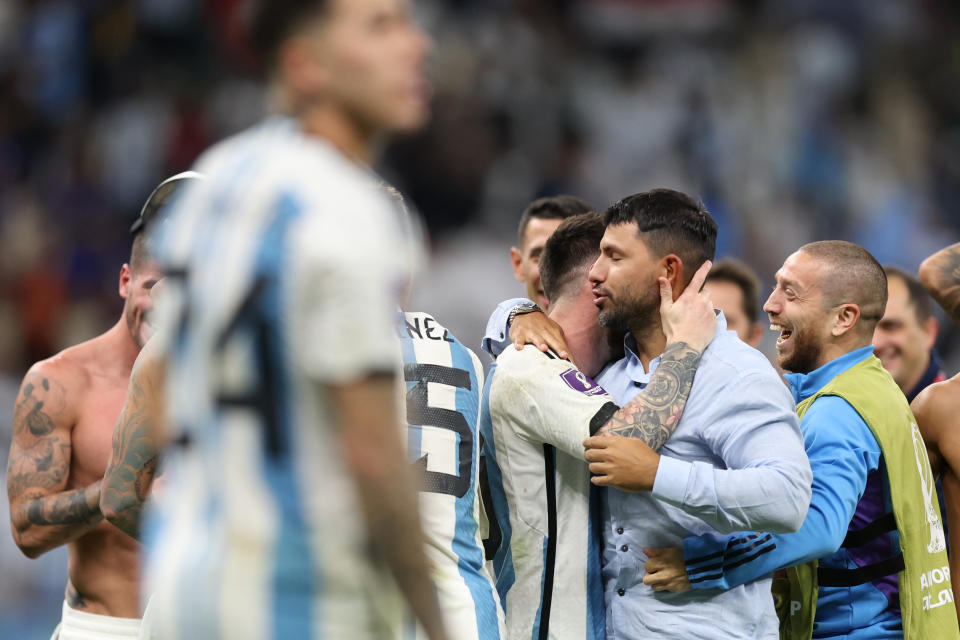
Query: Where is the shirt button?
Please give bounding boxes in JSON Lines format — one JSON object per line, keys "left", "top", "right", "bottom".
{"left": 617, "top": 588, "right": 626, "bottom": 597}
{"left": 621, "top": 544, "right": 629, "bottom": 552}
{"left": 617, "top": 527, "right": 624, "bottom": 535}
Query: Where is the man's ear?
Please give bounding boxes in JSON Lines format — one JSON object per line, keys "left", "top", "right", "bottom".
{"left": 119, "top": 264, "right": 132, "bottom": 300}
{"left": 663, "top": 255, "right": 684, "bottom": 298}
{"left": 832, "top": 303, "right": 861, "bottom": 337}
{"left": 510, "top": 246, "right": 524, "bottom": 282}
{"left": 923, "top": 315, "right": 939, "bottom": 351}
{"left": 279, "top": 36, "right": 329, "bottom": 100}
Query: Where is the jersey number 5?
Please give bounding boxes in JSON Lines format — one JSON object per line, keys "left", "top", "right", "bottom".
{"left": 404, "top": 363, "right": 473, "bottom": 499}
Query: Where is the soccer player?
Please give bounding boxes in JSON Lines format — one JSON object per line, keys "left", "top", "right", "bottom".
{"left": 399, "top": 310, "right": 505, "bottom": 639}
{"left": 704, "top": 258, "right": 765, "bottom": 348}
{"left": 140, "top": 1, "right": 447, "bottom": 639}
{"left": 5, "top": 174, "right": 186, "bottom": 639}
{"left": 873, "top": 266, "right": 943, "bottom": 402}
{"left": 482, "top": 212, "right": 718, "bottom": 639}
{"left": 510, "top": 195, "right": 594, "bottom": 310}
{"left": 644, "top": 242, "right": 959, "bottom": 639}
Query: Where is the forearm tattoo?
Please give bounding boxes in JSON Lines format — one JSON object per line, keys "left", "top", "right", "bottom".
{"left": 596, "top": 341, "right": 703, "bottom": 451}
{"left": 924, "top": 244, "right": 960, "bottom": 323}
{"left": 8, "top": 374, "right": 103, "bottom": 545}
{"left": 101, "top": 377, "right": 159, "bottom": 540}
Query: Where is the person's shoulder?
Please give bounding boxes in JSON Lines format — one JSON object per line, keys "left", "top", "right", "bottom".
{"left": 16, "top": 340, "right": 96, "bottom": 421}
{"left": 701, "top": 332, "right": 781, "bottom": 385}
{"left": 912, "top": 375, "right": 960, "bottom": 438}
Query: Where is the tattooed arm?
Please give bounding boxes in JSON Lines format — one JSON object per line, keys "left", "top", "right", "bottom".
{"left": 594, "top": 341, "right": 702, "bottom": 449}
{"left": 595, "top": 261, "right": 718, "bottom": 449}
{"left": 6, "top": 363, "right": 102, "bottom": 558}
{"left": 919, "top": 243, "right": 960, "bottom": 324}
{"left": 100, "top": 339, "right": 166, "bottom": 540}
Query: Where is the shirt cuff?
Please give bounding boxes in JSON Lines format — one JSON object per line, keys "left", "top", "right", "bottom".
{"left": 481, "top": 297, "right": 532, "bottom": 357}
{"left": 651, "top": 455, "right": 693, "bottom": 506}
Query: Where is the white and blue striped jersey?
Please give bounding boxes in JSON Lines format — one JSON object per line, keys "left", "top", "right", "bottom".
{"left": 398, "top": 311, "right": 505, "bottom": 640}
{"left": 480, "top": 346, "right": 613, "bottom": 640}
{"left": 142, "top": 117, "right": 412, "bottom": 640}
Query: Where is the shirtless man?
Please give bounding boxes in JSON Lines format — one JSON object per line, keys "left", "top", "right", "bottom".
{"left": 913, "top": 241, "right": 960, "bottom": 623}
{"left": 6, "top": 174, "right": 195, "bottom": 638}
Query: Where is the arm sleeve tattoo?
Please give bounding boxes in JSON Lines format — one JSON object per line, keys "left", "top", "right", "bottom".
{"left": 100, "top": 368, "right": 161, "bottom": 540}
{"left": 595, "top": 341, "right": 703, "bottom": 451}
{"left": 7, "top": 370, "right": 103, "bottom": 557}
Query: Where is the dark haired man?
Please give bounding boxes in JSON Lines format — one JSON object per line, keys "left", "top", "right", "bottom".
{"left": 510, "top": 195, "right": 594, "bottom": 310}
{"left": 5, "top": 174, "right": 191, "bottom": 639}
{"left": 874, "top": 266, "right": 943, "bottom": 402}
{"left": 483, "top": 212, "right": 718, "bottom": 639}
{"left": 489, "top": 189, "right": 811, "bottom": 638}
{"left": 705, "top": 258, "right": 764, "bottom": 348}
{"left": 645, "top": 242, "right": 959, "bottom": 640}
{"left": 140, "top": 1, "right": 447, "bottom": 639}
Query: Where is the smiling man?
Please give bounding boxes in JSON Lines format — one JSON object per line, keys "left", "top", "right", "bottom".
{"left": 873, "top": 266, "right": 943, "bottom": 401}
{"left": 644, "top": 241, "right": 959, "bottom": 640}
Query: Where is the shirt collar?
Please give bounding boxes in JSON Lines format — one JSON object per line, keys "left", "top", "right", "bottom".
{"left": 784, "top": 344, "right": 875, "bottom": 403}
{"left": 906, "top": 349, "right": 945, "bottom": 402}
{"left": 621, "top": 311, "right": 728, "bottom": 382}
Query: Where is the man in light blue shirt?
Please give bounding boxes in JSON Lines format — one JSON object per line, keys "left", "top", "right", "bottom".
{"left": 486, "top": 189, "right": 812, "bottom": 638}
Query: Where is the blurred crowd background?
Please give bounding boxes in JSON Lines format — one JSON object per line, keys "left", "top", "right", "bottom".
{"left": 2, "top": 0, "right": 960, "bottom": 637}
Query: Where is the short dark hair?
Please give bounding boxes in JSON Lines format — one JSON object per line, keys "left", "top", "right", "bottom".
{"left": 517, "top": 195, "right": 594, "bottom": 247}
{"left": 539, "top": 212, "right": 606, "bottom": 303}
{"left": 247, "top": 0, "right": 329, "bottom": 66}
{"left": 799, "top": 241, "right": 887, "bottom": 331}
{"left": 884, "top": 265, "right": 934, "bottom": 323}
{"left": 707, "top": 258, "right": 761, "bottom": 324}
{"left": 129, "top": 172, "right": 203, "bottom": 271}
{"left": 603, "top": 189, "right": 717, "bottom": 284}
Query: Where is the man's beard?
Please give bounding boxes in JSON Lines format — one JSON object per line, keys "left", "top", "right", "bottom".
{"left": 778, "top": 324, "right": 823, "bottom": 374}
{"left": 598, "top": 285, "right": 660, "bottom": 335}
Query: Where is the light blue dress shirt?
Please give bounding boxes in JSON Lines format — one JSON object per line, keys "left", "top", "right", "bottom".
{"left": 483, "top": 305, "right": 812, "bottom": 639}
{"left": 683, "top": 346, "right": 900, "bottom": 639}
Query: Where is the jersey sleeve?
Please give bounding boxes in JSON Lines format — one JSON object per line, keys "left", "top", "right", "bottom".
{"left": 683, "top": 395, "right": 880, "bottom": 590}
{"left": 492, "top": 352, "right": 618, "bottom": 459}
{"left": 651, "top": 371, "right": 813, "bottom": 535}
{"left": 289, "top": 197, "right": 406, "bottom": 383}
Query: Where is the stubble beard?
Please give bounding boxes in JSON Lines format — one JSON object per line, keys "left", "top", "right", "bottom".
{"left": 597, "top": 286, "right": 661, "bottom": 337}
{"left": 778, "top": 325, "right": 823, "bottom": 374}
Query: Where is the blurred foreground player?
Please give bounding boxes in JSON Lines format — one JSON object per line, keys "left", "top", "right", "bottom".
{"left": 5, "top": 175, "right": 188, "bottom": 639}
{"left": 142, "top": 1, "right": 448, "bottom": 639}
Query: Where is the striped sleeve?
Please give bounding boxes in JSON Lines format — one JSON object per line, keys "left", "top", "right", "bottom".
{"left": 683, "top": 395, "right": 880, "bottom": 590}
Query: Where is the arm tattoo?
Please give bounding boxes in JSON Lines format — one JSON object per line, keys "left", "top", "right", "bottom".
{"left": 923, "top": 244, "right": 960, "bottom": 323}
{"left": 596, "top": 341, "right": 703, "bottom": 451}
{"left": 100, "top": 375, "right": 160, "bottom": 540}
{"left": 7, "top": 371, "right": 103, "bottom": 555}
